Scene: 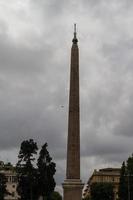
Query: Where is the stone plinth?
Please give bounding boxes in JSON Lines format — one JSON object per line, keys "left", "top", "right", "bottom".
{"left": 63, "top": 179, "right": 84, "bottom": 200}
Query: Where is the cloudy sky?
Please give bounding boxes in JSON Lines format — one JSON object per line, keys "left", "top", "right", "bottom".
{"left": 0, "top": 0, "right": 133, "bottom": 194}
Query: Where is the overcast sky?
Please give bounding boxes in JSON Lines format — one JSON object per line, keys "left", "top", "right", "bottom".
{"left": 0, "top": 0, "right": 133, "bottom": 194}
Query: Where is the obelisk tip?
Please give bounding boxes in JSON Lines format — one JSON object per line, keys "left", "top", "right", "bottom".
{"left": 72, "top": 23, "right": 78, "bottom": 44}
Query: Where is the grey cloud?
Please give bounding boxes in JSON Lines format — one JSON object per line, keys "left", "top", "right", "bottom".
{"left": 0, "top": 32, "right": 68, "bottom": 157}
{"left": 0, "top": 36, "right": 52, "bottom": 75}
{"left": 31, "top": 0, "right": 66, "bottom": 19}
{"left": 1, "top": 0, "right": 133, "bottom": 189}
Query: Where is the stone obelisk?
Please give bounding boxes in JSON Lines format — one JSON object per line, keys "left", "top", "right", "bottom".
{"left": 63, "top": 25, "right": 84, "bottom": 200}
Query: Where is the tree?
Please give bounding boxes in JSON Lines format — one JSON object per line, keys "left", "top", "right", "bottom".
{"left": 0, "top": 173, "right": 9, "bottom": 200}
{"left": 16, "top": 140, "right": 56, "bottom": 200}
{"left": 51, "top": 191, "right": 62, "bottom": 200}
{"left": 90, "top": 182, "right": 114, "bottom": 200}
{"left": 16, "top": 139, "right": 38, "bottom": 200}
{"left": 126, "top": 154, "right": 133, "bottom": 200}
{"left": 37, "top": 143, "right": 56, "bottom": 200}
{"left": 83, "top": 195, "right": 91, "bottom": 200}
{"left": 118, "top": 162, "right": 128, "bottom": 200}
{"left": 118, "top": 154, "right": 133, "bottom": 200}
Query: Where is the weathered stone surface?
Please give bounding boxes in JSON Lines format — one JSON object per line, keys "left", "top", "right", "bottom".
{"left": 63, "top": 27, "right": 83, "bottom": 200}
{"left": 63, "top": 180, "right": 84, "bottom": 200}
{"left": 67, "top": 43, "right": 80, "bottom": 180}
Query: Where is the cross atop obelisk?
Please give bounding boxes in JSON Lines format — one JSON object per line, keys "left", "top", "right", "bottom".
{"left": 73, "top": 23, "right": 77, "bottom": 41}
{"left": 62, "top": 25, "right": 84, "bottom": 200}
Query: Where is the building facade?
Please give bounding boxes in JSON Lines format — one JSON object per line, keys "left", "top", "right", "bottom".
{"left": 0, "top": 162, "right": 19, "bottom": 200}
{"left": 83, "top": 168, "right": 120, "bottom": 200}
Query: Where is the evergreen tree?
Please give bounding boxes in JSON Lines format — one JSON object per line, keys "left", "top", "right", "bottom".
{"left": 118, "top": 162, "right": 128, "bottom": 200}
{"left": 16, "top": 139, "right": 38, "bottom": 200}
{"left": 90, "top": 182, "right": 114, "bottom": 200}
{"left": 126, "top": 154, "right": 133, "bottom": 200}
{"left": 51, "top": 191, "right": 62, "bottom": 200}
{"left": 37, "top": 143, "right": 56, "bottom": 200}
{"left": 118, "top": 154, "right": 133, "bottom": 200}
{"left": 83, "top": 195, "right": 91, "bottom": 200}
{"left": 0, "top": 173, "right": 9, "bottom": 200}
{"left": 16, "top": 140, "right": 56, "bottom": 200}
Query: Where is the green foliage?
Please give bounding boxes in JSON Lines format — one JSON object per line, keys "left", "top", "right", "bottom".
{"left": 118, "top": 154, "right": 133, "bottom": 200}
{"left": 127, "top": 154, "right": 133, "bottom": 200}
{"left": 16, "top": 139, "right": 38, "bottom": 200}
{"left": 42, "top": 191, "right": 62, "bottom": 200}
{"left": 16, "top": 139, "right": 56, "bottom": 200}
{"left": 0, "top": 161, "right": 13, "bottom": 171}
{"left": 118, "top": 162, "right": 128, "bottom": 200}
{"left": 0, "top": 173, "right": 9, "bottom": 200}
{"left": 37, "top": 143, "right": 56, "bottom": 199}
{"left": 83, "top": 195, "right": 91, "bottom": 200}
{"left": 17, "top": 139, "right": 38, "bottom": 165}
{"left": 51, "top": 191, "right": 62, "bottom": 200}
{"left": 90, "top": 182, "right": 114, "bottom": 200}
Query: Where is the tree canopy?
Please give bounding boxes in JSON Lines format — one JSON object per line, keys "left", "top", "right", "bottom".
{"left": 119, "top": 154, "right": 133, "bottom": 200}
{"left": 51, "top": 191, "right": 62, "bottom": 200}
{"left": 118, "top": 162, "right": 128, "bottom": 200}
{"left": 16, "top": 139, "right": 56, "bottom": 200}
{"left": 83, "top": 195, "right": 91, "bottom": 200}
{"left": 90, "top": 182, "right": 114, "bottom": 200}
{"left": 37, "top": 143, "right": 56, "bottom": 200}
{"left": 16, "top": 139, "right": 38, "bottom": 200}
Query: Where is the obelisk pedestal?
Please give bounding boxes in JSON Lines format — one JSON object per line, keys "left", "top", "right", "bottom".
{"left": 62, "top": 25, "right": 84, "bottom": 200}
{"left": 63, "top": 179, "right": 83, "bottom": 200}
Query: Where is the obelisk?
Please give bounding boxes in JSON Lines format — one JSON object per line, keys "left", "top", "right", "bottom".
{"left": 63, "top": 25, "right": 84, "bottom": 200}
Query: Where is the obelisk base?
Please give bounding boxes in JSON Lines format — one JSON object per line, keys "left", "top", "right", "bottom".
{"left": 62, "top": 179, "right": 84, "bottom": 200}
